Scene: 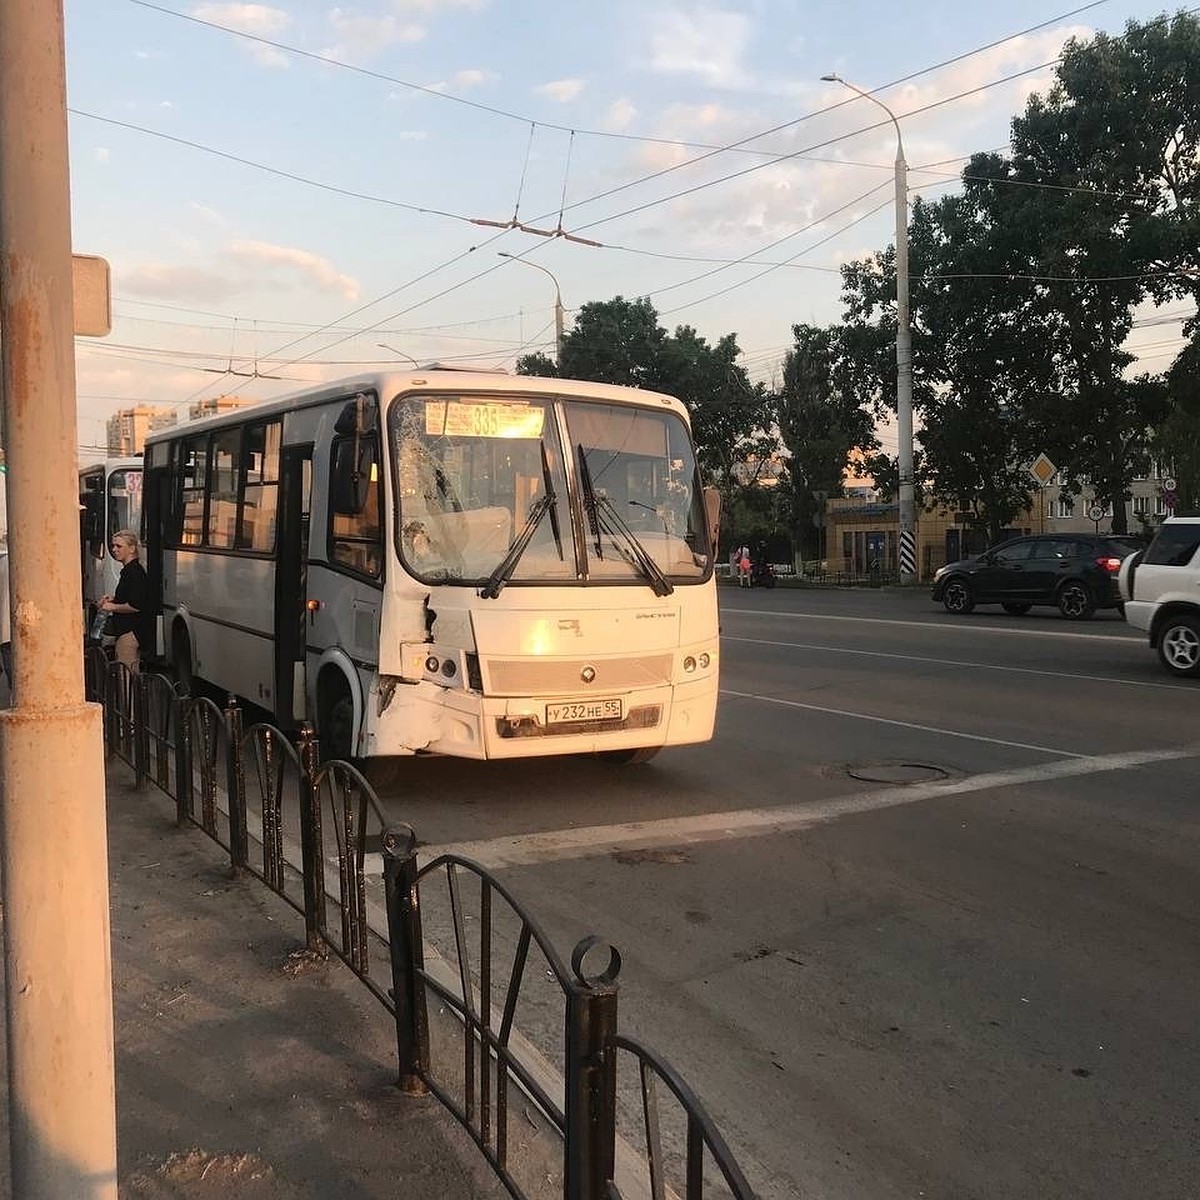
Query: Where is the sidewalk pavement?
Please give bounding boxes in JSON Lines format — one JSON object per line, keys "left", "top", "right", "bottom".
{"left": 0, "top": 755, "right": 514, "bottom": 1199}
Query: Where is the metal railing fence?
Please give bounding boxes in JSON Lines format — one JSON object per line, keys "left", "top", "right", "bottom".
{"left": 85, "top": 651, "right": 757, "bottom": 1200}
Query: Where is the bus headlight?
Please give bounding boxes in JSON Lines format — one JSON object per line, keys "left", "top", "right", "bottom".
{"left": 683, "top": 656, "right": 697, "bottom": 673}
{"left": 698, "top": 652, "right": 711, "bottom": 669}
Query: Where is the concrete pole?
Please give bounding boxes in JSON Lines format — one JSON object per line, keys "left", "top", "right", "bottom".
{"left": 822, "top": 75, "right": 917, "bottom": 582}
{"left": 0, "top": 2, "right": 118, "bottom": 1197}
{"left": 893, "top": 141, "right": 916, "bottom": 584}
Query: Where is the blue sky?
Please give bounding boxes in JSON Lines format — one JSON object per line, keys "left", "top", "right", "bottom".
{"left": 65, "top": 0, "right": 1189, "bottom": 459}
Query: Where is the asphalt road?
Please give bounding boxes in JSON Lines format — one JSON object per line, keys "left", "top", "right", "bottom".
{"left": 371, "top": 584, "right": 1200, "bottom": 1200}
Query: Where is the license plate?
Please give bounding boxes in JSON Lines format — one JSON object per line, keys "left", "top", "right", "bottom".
{"left": 545, "top": 698, "right": 624, "bottom": 725}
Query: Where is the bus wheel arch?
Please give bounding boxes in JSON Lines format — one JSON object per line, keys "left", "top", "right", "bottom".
{"left": 171, "top": 619, "right": 194, "bottom": 696}
{"left": 317, "top": 666, "right": 357, "bottom": 762}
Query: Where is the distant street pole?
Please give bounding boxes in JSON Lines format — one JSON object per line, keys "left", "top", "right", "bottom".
{"left": 498, "top": 253, "right": 565, "bottom": 367}
{"left": 822, "top": 74, "right": 916, "bottom": 584}
{"left": 0, "top": 1, "right": 118, "bottom": 1196}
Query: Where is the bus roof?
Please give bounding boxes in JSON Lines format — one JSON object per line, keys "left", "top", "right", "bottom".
{"left": 143, "top": 370, "right": 692, "bottom": 445}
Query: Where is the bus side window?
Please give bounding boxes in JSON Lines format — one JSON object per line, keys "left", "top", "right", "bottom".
{"left": 178, "top": 436, "right": 208, "bottom": 546}
{"left": 329, "top": 433, "right": 382, "bottom": 578}
{"left": 238, "top": 421, "right": 281, "bottom": 552}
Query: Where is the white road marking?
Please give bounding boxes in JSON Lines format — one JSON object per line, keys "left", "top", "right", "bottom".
{"left": 719, "top": 686, "right": 1087, "bottom": 757}
{"left": 416, "top": 746, "right": 1200, "bottom": 869}
{"left": 723, "top": 634, "right": 1195, "bottom": 692}
{"left": 720, "top": 607, "right": 1137, "bottom": 643}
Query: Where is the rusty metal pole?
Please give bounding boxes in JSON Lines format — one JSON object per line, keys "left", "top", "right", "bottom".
{"left": 0, "top": 1, "right": 118, "bottom": 1196}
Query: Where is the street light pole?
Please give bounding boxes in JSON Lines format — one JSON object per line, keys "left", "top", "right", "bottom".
{"left": 498, "top": 252, "right": 564, "bottom": 367}
{"left": 822, "top": 74, "right": 916, "bottom": 584}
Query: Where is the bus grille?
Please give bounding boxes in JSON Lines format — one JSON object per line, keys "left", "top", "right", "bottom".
{"left": 485, "top": 654, "right": 674, "bottom": 696}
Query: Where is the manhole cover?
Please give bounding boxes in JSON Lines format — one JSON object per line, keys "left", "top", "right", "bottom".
{"left": 846, "top": 763, "right": 949, "bottom": 784}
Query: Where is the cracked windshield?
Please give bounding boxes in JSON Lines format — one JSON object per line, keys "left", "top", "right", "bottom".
{"left": 389, "top": 393, "right": 709, "bottom": 586}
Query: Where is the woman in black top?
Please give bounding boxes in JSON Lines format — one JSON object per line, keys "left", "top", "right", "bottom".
{"left": 100, "top": 529, "right": 152, "bottom": 674}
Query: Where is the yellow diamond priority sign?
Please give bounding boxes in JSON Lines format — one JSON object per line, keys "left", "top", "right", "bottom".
{"left": 1028, "top": 453, "right": 1057, "bottom": 486}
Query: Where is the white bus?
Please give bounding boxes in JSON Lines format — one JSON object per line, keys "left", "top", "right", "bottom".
{"left": 143, "top": 369, "right": 720, "bottom": 762}
{"left": 79, "top": 456, "right": 144, "bottom": 624}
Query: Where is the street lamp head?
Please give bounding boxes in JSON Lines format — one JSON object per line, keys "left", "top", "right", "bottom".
{"left": 497, "top": 251, "right": 514, "bottom": 259}
{"left": 820, "top": 73, "right": 841, "bottom": 82}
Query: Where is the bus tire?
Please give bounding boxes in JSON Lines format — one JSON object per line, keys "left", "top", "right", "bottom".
{"left": 319, "top": 675, "right": 355, "bottom": 763}
{"left": 599, "top": 747, "right": 661, "bottom": 765}
{"left": 172, "top": 624, "right": 194, "bottom": 697}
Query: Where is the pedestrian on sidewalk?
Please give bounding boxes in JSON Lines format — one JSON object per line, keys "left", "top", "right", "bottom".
{"left": 100, "top": 529, "right": 152, "bottom": 675}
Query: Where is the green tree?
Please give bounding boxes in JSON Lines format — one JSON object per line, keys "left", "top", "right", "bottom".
{"left": 514, "top": 351, "right": 558, "bottom": 377}
{"left": 772, "top": 323, "right": 877, "bottom": 559}
{"left": 557, "top": 295, "right": 665, "bottom": 388}
{"left": 1152, "top": 343, "right": 1200, "bottom": 516}
{"left": 1009, "top": 13, "right": 1199, "bottom": 528}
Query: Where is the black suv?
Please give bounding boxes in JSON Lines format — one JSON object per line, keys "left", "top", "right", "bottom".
{"left": 931, "top": 533, "right": 1143, "bottom": 619}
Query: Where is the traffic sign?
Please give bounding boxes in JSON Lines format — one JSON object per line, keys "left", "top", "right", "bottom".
{"left": 71, "top": 254, "right": 111, "bottom": 337}
{"left": 1162, "top": 477, "right": 1178, "bottom": 493}
{"left": 1163, "top": 490, "right": 1178, "bottom": 510}
{"left": 1028, "top": 453, "right": 1056, "bottom": 485}
{"left": 1087, "top": 503, "right": 1105, "bottom": 521}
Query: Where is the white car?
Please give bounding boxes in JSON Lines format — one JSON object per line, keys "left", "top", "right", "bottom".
{"left": 1119, "top": 515, "right": 1200, "bottom": 677}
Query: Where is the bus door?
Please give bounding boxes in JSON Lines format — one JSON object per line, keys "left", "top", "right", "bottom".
{"left": 275, "top": 445, "right": 313, "bottom": 727}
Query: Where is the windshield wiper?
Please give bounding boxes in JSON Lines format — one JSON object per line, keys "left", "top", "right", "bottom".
{"left": 576, "top": 444, "right": 674, "bottom": 597}
{"left": 541, "top": 442, "right": 563, "bottom": 563}
{"left": 480, "top": 492, "right": 557, "bottom": 599}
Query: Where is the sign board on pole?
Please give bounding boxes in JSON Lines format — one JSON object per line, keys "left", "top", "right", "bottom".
{"left": 71, "top": 254, "right": 110, "bottom": 337}
{"left": 1162, "top": 477, "right": 1178, "bottom": 493}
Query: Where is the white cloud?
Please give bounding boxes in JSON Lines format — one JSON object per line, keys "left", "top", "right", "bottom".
{"left": 454, "top": 68, "right": 496, "bottom": 88}
{"left": 227, "top": 240, "right": 360, "bottom": 300}
{"left": 190, "top": 3, "right": 290, "bottom": 35}
{"left": 602, "top": 98, "right": 637, "bottom": 132}
{"left": 396, "top": 0, "right": 487, "bottom": 9}
{"left": 95, "top": 147, "right": 111, "bottom": 164}
{"left": 322, "top": 9, "right": 426, "bottom": 60}
{"left": 188, "top": 202, "right": 226, "bottom": 225}
{"left": 251, "top": 44, "right": 290, "bottom": 68}
{"left": 535, "top": 78, "right": 585, "bottom": 103}
{"left": 121, "top": 264, "right": 241, "bottom": 304}
{"left": 647, "top": 8, "right": 752, "bottom": 88}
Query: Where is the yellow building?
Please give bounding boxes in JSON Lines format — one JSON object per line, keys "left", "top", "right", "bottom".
{"left": 825, "top": 496, "right": 1036, "bottom": 581}
{"left": 188, "top": 395, "right": 253, "bottom": 421}
{"left": 106, "top": 404, "right": 176, "bottom": 455}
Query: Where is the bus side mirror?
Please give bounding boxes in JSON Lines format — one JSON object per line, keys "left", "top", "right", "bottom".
{"left": 332, "top": 438, "right": 375, "bottom": 515}
{"left": 335, "top": 393, "right": 377, "bottom": 436}
{"left": 703, "top": 485, "right": 722, "bottom": 556}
